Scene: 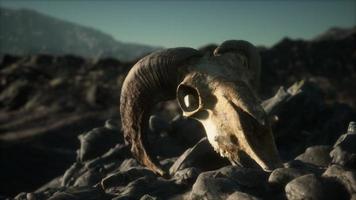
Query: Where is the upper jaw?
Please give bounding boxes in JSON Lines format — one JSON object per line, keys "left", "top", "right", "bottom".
{"left": 230, "top": 100, "right": 283, "bottom": 171}
{"left": 211, "top": 81, "right": 283, "bottom": 171}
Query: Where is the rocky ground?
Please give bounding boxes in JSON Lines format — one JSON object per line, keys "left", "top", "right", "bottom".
{"left": 6, "top": 82, "right": 356, "bottom": 200}
{"left": 0, "top": 27, "right": 355, "bottom": 199}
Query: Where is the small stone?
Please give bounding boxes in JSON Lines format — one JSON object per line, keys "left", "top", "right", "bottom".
{"left": 62, "top": 162, "right": 83, "bottom": 187}
{"left": 119, "top": 158, "right": 142, "bottom": 172}
{"left": 159, "top": 157, "right": 177, "bottom": 170}
{"left": 104, "top": 119, "right": 120, "bottom": 130}
{"left": 261, "top": 86, "right": 290, "bottom": 115}
{"left": 113, "top": 176, "right": 181, "bottom": 199}
{"left": 173, "top": 167, "right": 201, "bottom": 185}
{"left": 330, "top": 122, "right": 356, "bottom": 168}
{"left": 36, "top": 176, "right": 62, "bottom": 193}
{"left": 283, "top": 160, "right": 323, "bottom": 175}
{"left": 140, "top": 194, "right": 158, "bottom": 200}
{"left": 85, "top": 144, "right": 130, "bottom": 169}
{"left": 78, "top": 127, "right": 123, "bottom": 162}
{"left": 101, "top": 168, "right": 155, "bottom": 190}
{"left": 295, "top": 145, "right": 331, "bottom": 167}
{"left": 322, "top": 164, "right": 356, "bottom": 194}
{"left": 227, "top": 191, "right": 261, "bottom": 200}
{"left": 26, "top": 193, "right": 36, "bottom": 200}
{"left": 14, "top": 192, "right": 27, "bottom": 200}
{"left": 330, "top": 145, "right": 356, "bottom": 168}
{"left": 321, "top": 176, "right": 350, "bottom": 200}
{"left": 285, "top": 174, "right": 325, "bottom": 200}
{"left": 351, "top": 193, "right": 356, "bottom": 200}
{"left": 47, "top": 187, "right": 111, "bottom": 200}
{"left": 348, "top": 122, "right": 356, "bottom": 133}
{"left": 218, "top": 166, "right": 268, "bottom": 189}
{"left": 268, "top": 168, "right": 308, "bottom": 189}
{"left": 188, "top": 166, "right": 269, "bottom": 199}
{"left": 190, "top": 171, "right": 240, "bottom": 200}
{"left": 149, "top": 115, "right": 170, "bottom": 134}
{"left": 73, "top": 167, "right": 104, "bottom": 187}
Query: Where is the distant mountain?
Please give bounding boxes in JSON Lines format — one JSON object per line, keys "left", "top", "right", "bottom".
{"left": 312, "top": 26, "right": 356, "bottom": 41}
{"left": 0, "top": 7, "right": 160, "bottom": 61}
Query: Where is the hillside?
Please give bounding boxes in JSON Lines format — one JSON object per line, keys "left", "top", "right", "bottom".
{"left": 0, "top": 7, "right": 160, "bottom": 61}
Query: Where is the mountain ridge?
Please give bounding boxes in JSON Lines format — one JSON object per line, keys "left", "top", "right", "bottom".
{"left": 0, "top": 7, "right": 161, "bottom": 61}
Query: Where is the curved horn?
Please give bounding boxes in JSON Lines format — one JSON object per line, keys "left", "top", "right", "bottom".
{"left": 213, "top": 40, "right": 261, "bottom": 89}
{"left": 120, "top": 48, "right": 202, "bottom": 176}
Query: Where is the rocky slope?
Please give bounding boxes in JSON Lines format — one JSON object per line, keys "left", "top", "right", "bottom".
{"left": 259, "top": 26, "right": 356, "bottom": 108}
{"left": 0, "top": 7, "right": 160, "bottom": 61}
{"left": 6, "top": 82, "right": 356, "bottom": 200}
{"left": 0, "top": 27, "right": 355, "bottom": 199}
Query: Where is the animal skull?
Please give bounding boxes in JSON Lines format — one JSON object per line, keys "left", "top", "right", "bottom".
{"left": 120, "top": 40, "right": 282, "bottom": 176}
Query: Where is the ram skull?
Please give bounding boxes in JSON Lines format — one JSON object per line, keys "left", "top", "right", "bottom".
{"left": 120, "top": 40, "right": 282, "bottom": 176}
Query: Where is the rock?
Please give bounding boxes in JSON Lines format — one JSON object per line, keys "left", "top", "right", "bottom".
{"left": 47, "top": 187, "right": 112, "bottom": 200}
{"left": 268, "top": 167, "right": 308, "bottom": 189}
{"left": 0, "top": 79, "right": 32, "bottom": 110}
{"left": 268, "top": 81, "right": 356, "bottom": 162}
{"left": 149, "top": 115, "right": 170, "bottom": 134}
{"left": 14, "top": 192, "right": 27, "bottom": 200}
{"left": 61, "top": 141, "right": 130, "bottom": 187}
{"left": 169, "top": 137, "right": 229, "bottom": 175}
{"left": 190, "top": 166, "right": 268, "bottom": 200}
{"left": 111, "top": 196, "right": 133, "bottom": 200}
{"left": 55, "top": 55, "right": 85, "bottom": 69}
{"left": 73, "top": 167, "right": 105, "bottom": 187}
{"left": 283, "top": 160, "right": 323, "bottom": 175}
{"left": 285, "top": 174, "right": 325, "bottom": 200}
{"left": 262, "top": 80, "right": 304, "bottom": 116}
{"left": 173, "top": 167, "right": 201, "bottom": 185}
{"left": 140, "top": 194, "right": 158, "bottom": 200}
{"left": 322, "top": 164, "right": 356, "bottom": 194}
{"left": 101, "top": 168, "right": 156, "bottom": 190}
{"left": 149, "top": 133, "right": 186, "bottom": 158}
{"left": 62, "top": 162, "right": 84, "bottom": 187}
{"left": 78, "top": 126, "right": 123, "bottom": 162}
{"left": 85, "top": 84, "right": 99, "bottom": 106}
{"left": 159, "top": 157, "right": 177, "bottom": 170}
{"left": 295, "top": 145, "right": 332, "bottom": 167}
{"left": 320, "top": 176, "right": 350, "bottom": 200}
{"left": 1, "top": 54, "right": 21, "bottom": 66}
{"left": 226, "top": 191, "right": 261, "bottom": 200}
{"left": 110, "top": 176, "right": 182, "bottom": 199}
{"left": 85, "top": 144, "right": 130, "bottom": 169}
{"left": 118, "top": 158, "right": 142, "bottom": 172}
{"left": 36, "top": 176, "right": 62, "bottom": 193}
{"left": 190, "top": 171, "right": 240, "bottom": 200}
{"left": 218, "top": 166, "right": 268, "bottom": 196}
{"left": 330, "top": 138, "right": 356, "bottom": 168}
{"left": 330, "top": 121, "right": 356, "bottom": 168}
{"left": 352, "top": 194, "right": 356, "bottom": 200}
{"left": 104, "top": 119, "right": 120, "bottom": 130}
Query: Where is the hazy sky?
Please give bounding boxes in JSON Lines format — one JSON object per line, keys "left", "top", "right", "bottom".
{"left": 1, "top": 0, "right": 355, "bottom": 48}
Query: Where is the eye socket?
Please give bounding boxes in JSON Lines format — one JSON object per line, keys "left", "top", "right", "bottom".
{"left": 177, "top": 84, "right": 201, "bottom": 113}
